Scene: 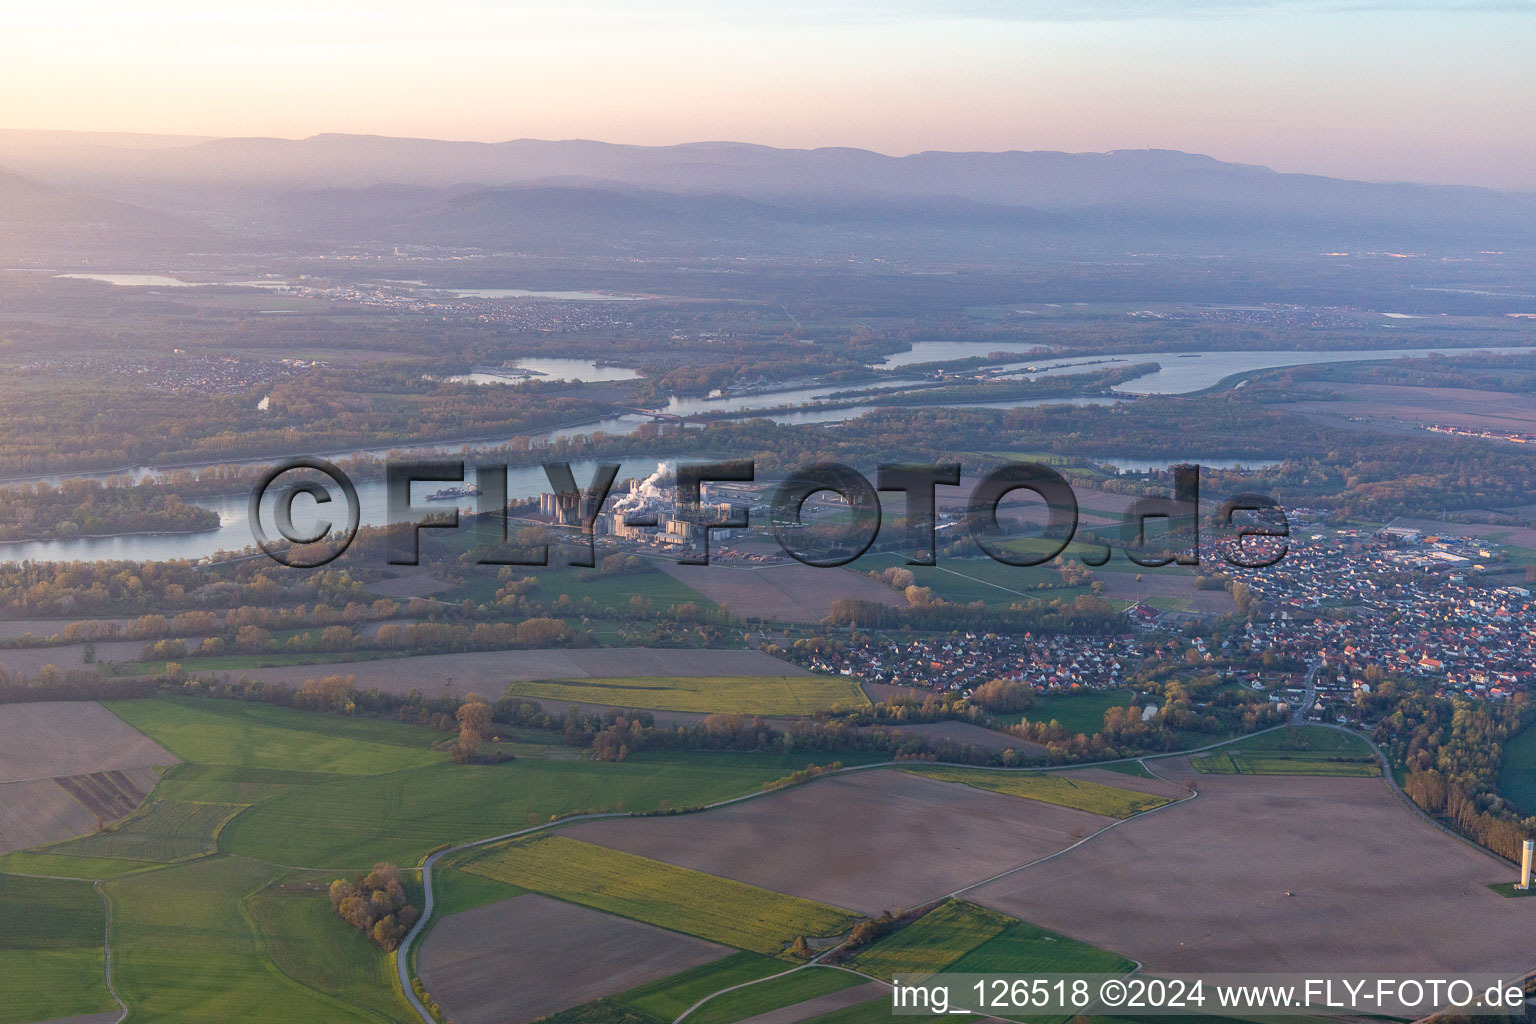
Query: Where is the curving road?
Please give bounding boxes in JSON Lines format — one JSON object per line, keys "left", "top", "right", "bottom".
{"left": 395, "top": 725, "right": 1301, "bottom": 1023}
{"left": 396, "top": 720, "right": 1531, "bottom": 1024}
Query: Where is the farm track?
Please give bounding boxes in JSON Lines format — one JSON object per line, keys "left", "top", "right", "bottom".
{"left": 94, "top": 878, "right": 128, "bottom": 1024}
{"left": 397, "top": 726, "right": 1316, "bottom": 1024}
{"left": 41, "top": 717, "right": 1523, "bottom": 1023}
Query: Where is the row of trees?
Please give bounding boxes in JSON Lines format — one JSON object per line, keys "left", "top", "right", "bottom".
{"left": 1403, "top": 769, "right": 1536, "bottom": 863}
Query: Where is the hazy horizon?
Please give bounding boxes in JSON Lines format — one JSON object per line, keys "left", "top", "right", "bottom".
{"left": 4, "top": 1, "right": 1534, "bottom": 190}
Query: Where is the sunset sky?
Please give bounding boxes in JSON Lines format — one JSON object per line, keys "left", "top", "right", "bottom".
{"left": 4, "top": 0, "right": 1534, "bottom": 189}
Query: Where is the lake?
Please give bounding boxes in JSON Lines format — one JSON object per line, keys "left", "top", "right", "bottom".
{"left": 0, "top": 456, "right": 682, "bottom": 565}
{"left": 53, "top": 273, "right": 292, "bottom": 289}
{"left": 0, "top": 414, "right": 657, "bottom": 491}
{"left": 1092, "top": 454, "right": 1288, "bottom": 473}
{"left": 448, "top": 288, "right": 638, "bottom": 301}
{"left": 875, "top": 344, "right": 1536, "bottom": 394}
{"left": 440, "top": 359, "right": 642, "bottom": 385}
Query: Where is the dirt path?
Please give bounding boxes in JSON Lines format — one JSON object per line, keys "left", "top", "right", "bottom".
{"left": 397, "top": 729, "right": 1277, "bottom": 1024}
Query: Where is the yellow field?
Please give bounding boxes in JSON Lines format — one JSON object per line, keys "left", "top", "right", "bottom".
{"left": 464, "top": 834, "right": 858, "bottom": 954}
{"left": 903, "top": 767, "right": 1170, "bottom": 818}
{"left": 503, "top": 675, "right": 870, "bottom": 715}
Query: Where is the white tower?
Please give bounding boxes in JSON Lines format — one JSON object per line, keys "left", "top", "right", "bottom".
{"left": 1521, "top": 839, "right": 1534, "bottom": 891}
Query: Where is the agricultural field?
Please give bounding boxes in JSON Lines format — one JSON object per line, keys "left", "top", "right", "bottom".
{"left": 902, "top": 765, "right": 1174, "bottom": 817}
{"left": 852, "top": 552, "right": 1082, "bottom": 607}
{"left": 683, "top": 967, "right": 873, "bottom": 1024}
{"left": 502, "top": 674, "right": 869, "bottom": 715}
{"left": 246, "top": 877, "right": 421, "bottom": 1024}
{"left": 613, "top": 952, "right": 786, "bottom": 1022}
{"left": 0, "top": 701, "right": 176, "bottom": 854}
{"left": 421, "top": 893, "right": 733, "bottom": 1024}
{"left": 47, "top": 798, "right": 244, "bottom": 862}
{"left": 945, "top": 917, "right": 1135, "bottom": 975}
{"left": 462, "top": 834, "right": 859, "bottom": 954}
{"left": 969, "top": 769, "right": 1536, "bottom": 974}
{"left": 655, "top": 560, "right": 904, "bottom": 623}
{"left": 219, "top": 750, "right": 800, "bottom": 868}
{"left": 794, "top": 998, "right": 947, "bottom": 1024}
{"left": 0, "top": 873, "right": 116, "bottom": 1024}
{"left": 105, "top": 855, "right": 388, "bottom": 1024}
{"left": 0, "top": 701, "right": 176, "bottom": 781}
{"left": 442, "top": 559, "right": 716, "bottom": 614}
{"left": 225, "top": 646, "right": 810, "bottom": 702}
{"left": 994, "top": 688, "right": 1133, "bottom": 735}
{"left": 848, "top": 899, "right": 1131, "bottom": 984}
{"left": 0, "top": 777, "right": 104, "bottom": 855}
{"left": 1497, "top": 723, "right": 1536, "bottom": 815}
{"left": 565, "top": 770, "right": 1109, "bottom": 914}
{"left": 0, "top": 695, "right": 810, "bottom": 1023}
{"left": 870, "top": 720, "right": 1045, "bottom": 757}
{"left": 847, "top": 900, "right": 1010, "bottom": 979}
{"left": 104, "top": 697, "right": 447, "bottom": 774}
{"left": 1189, "top": 726, "right": 1381, "bottom": 777}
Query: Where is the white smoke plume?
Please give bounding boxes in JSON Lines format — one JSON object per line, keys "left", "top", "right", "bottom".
{"left": 613, "top": 461, "right": 674, "bottom": 516}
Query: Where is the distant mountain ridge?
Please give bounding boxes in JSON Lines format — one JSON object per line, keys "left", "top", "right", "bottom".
{"left": 0, "top": 131, "right": 1533, "bottom": 256}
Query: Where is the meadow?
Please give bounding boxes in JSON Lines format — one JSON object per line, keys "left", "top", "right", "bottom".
{"left": 246, "top": 877, "right": 420, "bottom": 1024}
{"left": 47, "top": 799, "right": 243, "bottom": 862}
{"left": 104, "top": 855, "right": 388, "bottom": 1024}
{"left": 994, "top": 688, "right": 1133, "bottom": 735}
{"left": 105, "top": 697, "right": 448, "bottom": 774}
{"left": 684, "top": 966, "right": 869, "bottom": 1024}
{"left": 440, "top": 559, "right": 717, "bottom": 615}
{"left": 903, "top": 766, "right": 1171, "bottom": 817}
{"left": 615, "top": 952, "right": 785, "bottom": 1021}
{"left": 847, "top": 900, "right": 1010, "bottom": 979}
{"left": 220, "top": 751, "right": 799, "bottom": 868}
{"left": 1189, "top": 725, "right": 1381, "bottom": 777}
{"left": 503, "top": 674, "right": 869, "bottom": 715}
{"left": 855, "top": 552, "right": 1083, "bottom": 607}
{"left": 945, "top": 917, "right": 1134, "bottom": 974}
{"left": 1497, "top": 723, "right": 1536, "bottom": 815}
{"left": 464, "top": 834, "right": 859, "bottom": 954}
{"left": 0, "top": 694, "right": 812, "bottom": 1023}
{"left": 0, "top": 873, "right": 116, "bottom": 1024}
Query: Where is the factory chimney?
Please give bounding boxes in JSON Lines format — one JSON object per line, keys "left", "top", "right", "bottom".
{"left": 1521, "top": 839, "right": 1534, "bottom": 890}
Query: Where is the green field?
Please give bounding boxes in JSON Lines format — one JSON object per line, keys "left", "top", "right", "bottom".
{"left": 47, "top": 800, "right": 244, "bottom": 862}
{"left": 798, "top": 998, "right": 945, "bottom": 1024}
{"left": 503, "top": 674, "right": 869, "bottom": 715}
{"left": 1073, "top": 759, "right": 1156, "bottom": 779}
{"left": 1010, "top": 689, "right": 1134, "bottom": 735}
{"left": 246, "top": 880, "right": 418, "bottom": 1023}
{"left": 1190, "top": 726, "right": 1380, "bottom": 777}
{"left": 0, "top": 850, "right": 157, "bottom": 879}
{"left": 855, "top": 553, "right": 1083, "bottom": 607}
{"left": 440, "top": 559, "right": 719, "bottom": 615}
{"left": 106, "top": 697, "right": 447, "bottom": 774}
{"left": 686, "top": 967, "right": 869, "bottom": 1024}
{"left": 1498, "top": 724, "right": 1536, "bottom": 815}
{"left": 464, "top": 834, "right": 859, "bottom": 954}
{"left": 105, "top": 855, "right": 387, "bottom": 1023}
{"left": 617, "top": 952, "right": 785, "bottom": 1021}
{"left": 220, "top": 751, "right": 797, "bottom": 868}
{"left": 904, "top": 766, "right": 1170, "bottom": 818}
{"left": 0, "top": 695, "right": 817, "bottom": 1022}
{"left": 946, "top": 919, "right": 1134, "bottom": 974}
{"left": 154, "top": 763, "right": 352, "bottom": 804}
{"left": 0, "top": 874, "right": 116, "bottom": 1024}
{"left": 849, "top": 900, "right": 1011, "bottom": 980}
{"left": 430, "top": 863, "right": 526, "bottom": 918}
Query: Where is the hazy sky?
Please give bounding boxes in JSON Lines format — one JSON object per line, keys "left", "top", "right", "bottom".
{"left": 4, "top": 1, "right": 1534, "bottom": 188}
